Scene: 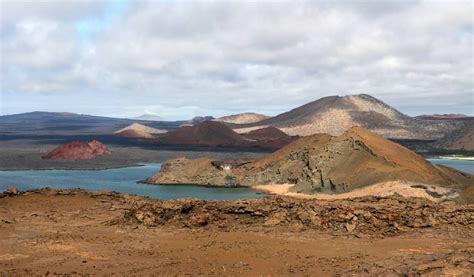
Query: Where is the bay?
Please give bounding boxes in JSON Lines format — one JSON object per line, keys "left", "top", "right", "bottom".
{"left": 0, "top": 163, "right": 263, "bottom": 200}
{"left": 0, "top": 159, "right": 471, "bottom": 200}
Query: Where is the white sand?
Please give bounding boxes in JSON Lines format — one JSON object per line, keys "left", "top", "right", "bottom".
{"left": 436, "top": 156, "right": 474, "bottom": 161}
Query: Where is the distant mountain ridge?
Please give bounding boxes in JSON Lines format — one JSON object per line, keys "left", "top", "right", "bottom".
{"left": 1, "top": 95, "right": 469, "bottom": 141}
{"left": 233, "top": 94, "right": 463, "bottom": 140}
{"left": 0, "top": 111, "right": 179, "bottom": 135}
{"left": 415, "top": 114, "right": 472, "bottom": 120}
{"left": 133, "top": 114, "right": 163, "bottom": 121}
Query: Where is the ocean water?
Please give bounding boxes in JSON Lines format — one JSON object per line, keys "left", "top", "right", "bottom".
{"left": 0, "top": 163, "right": 263, "bottom": 200}
{"left": 0, "top": 159, "right": 472, "bottom": 200}
{"left": 428, "top": 158, "right": 474, "bottom": 174}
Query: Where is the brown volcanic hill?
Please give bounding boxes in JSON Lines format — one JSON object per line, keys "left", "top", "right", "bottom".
{"left": 247, "top": 126, "right": 473, "bottom": 193}
{"left": 146, "top": 127, "right": 473, "bottom": 194}
{"left": 415, "top": 114, "right": 472, "bottom": 120}
{"left": 243, "top": 126, "right": 294, "bottom": 148}
{"left": 157, "top": 121, "right": 252, "bottom": 147}
{"left": 244, "top": 126, "right": 290, "bottom": 141}
{"left": 234, "top": 94, "right": 461, "bottom": 140}
{"left": 116, "top": 129, "right": 154, "bottom": 138}
{"left": 115, "top": 123, "right": 167, "bottom": 138}
{"left": 42, "top": 140, "right": 110, "bottom": 161}
{"left": 434, "top": 121, "right": 474, "bottom": 151}
{"left": 216, "top": 112, "right": 270, "bottom": 124}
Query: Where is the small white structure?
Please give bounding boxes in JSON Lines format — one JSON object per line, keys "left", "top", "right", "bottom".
{"left": 221, "top": 164, "right": 232, "bottom": 170}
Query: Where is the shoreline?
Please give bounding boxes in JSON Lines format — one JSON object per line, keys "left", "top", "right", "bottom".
{"left": 0, "top": 163, "right": 147, "bottom": 172}
{"left": 137, "top": 180, "right": 251, "bottom": 189}
{"left": 432, "top": 156, "right": 474, "bottom": 161}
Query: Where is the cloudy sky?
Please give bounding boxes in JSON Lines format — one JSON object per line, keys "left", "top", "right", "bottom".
{"left": 0, "top": 0, "right": 472, "bottom": 120}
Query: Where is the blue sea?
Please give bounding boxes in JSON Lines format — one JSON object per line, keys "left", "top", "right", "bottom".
{"left": 0, "top": 159, "right": 472, "bottom": 200}
{"left": 428, "top": 158, "right": 473, "bottom": 174}
{"left": 0, "top": 163, "right": 262, "bottom": 200}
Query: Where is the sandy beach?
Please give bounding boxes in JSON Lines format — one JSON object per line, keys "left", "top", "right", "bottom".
{"left": 252, "top": 181, "right": 456, "bottom": 202}
{"left": 437, "top": 156, "right": 474, "bottom": 161}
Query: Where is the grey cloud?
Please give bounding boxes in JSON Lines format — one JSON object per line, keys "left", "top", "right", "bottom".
{"left": 1, "top": 0, "right": 473, "bottom": 118}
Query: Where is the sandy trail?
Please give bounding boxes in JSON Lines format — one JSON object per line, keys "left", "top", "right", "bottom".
{"left": 252, "top": 181, "right": 455, "bottom": 202}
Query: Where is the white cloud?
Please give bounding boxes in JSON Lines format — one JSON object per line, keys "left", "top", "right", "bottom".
{"left": 0, "top": 0, "right": 472, "bottom": 118}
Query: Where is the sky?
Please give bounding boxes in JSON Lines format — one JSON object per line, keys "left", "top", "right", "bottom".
{"left": 0, "top": 0, "right": 473, "bottom": 120}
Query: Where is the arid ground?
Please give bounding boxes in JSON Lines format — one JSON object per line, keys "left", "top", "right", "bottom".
{"left": 1, "top": 189, "right": 473, "bottom": 276}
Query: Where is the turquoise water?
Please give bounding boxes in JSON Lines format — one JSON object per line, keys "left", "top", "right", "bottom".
{"left": 0, "top": 163, "right": 263, "bottom": 200}
{"left": 428, "top": 158, "right": 474, "bottom": 174}
{"left": 0, "top": 159, "right": 471, "bottom": 200}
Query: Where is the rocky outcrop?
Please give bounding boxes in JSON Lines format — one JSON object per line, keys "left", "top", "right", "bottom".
{"left": 2, "top": 187, "right": 473, "bottom": 237}
{"left": 103, "top": 189, "right": 473, "bottom": 236}
{"left": 144, "top": 157, "right": 246, "bottom": 187}
{"left": 42, "top": 140, "right": 110, "bottom": 161}
{"left": 146, "top": 126, "right": 474, "bottom": 194}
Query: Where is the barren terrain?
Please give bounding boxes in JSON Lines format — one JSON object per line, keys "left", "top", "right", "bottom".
{"left": 0, "top": 139, "right": 266, "bottom": 170}
{"left": 1, "top": 188, "right": 473, "bottom": 275}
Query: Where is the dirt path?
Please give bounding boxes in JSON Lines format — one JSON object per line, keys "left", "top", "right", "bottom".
{"left": 1, "top": 189, "right": 473, "bottom": 275}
